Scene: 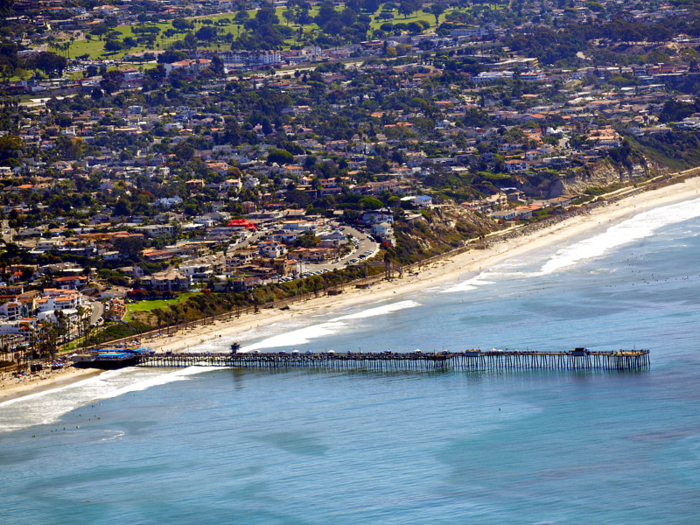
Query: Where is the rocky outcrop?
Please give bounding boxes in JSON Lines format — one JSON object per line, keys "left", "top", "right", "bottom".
{"left": 393, "top": 205, "right": 496, "bottom": 262}
{"left": 550, "top": 159, "right": 669, "bottom": 197}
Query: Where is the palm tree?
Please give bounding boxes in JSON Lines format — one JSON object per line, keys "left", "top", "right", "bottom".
{"left": 76, "top": 305, "right": 86, "bottom": 341}
{"left": 55, "top": 311, "right": 69, "bottom": 346}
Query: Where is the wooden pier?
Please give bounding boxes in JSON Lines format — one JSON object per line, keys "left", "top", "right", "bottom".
{"left": 136, "top": 350, "right": 650, "bottom": 372}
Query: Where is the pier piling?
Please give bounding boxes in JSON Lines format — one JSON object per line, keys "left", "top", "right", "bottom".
{"left": 135, "top": 350, "right": 650, "bottom": 372}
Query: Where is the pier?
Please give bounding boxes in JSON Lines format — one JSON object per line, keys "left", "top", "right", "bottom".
{"left": 135, "top": 350, "right": 650, "bottom": 372}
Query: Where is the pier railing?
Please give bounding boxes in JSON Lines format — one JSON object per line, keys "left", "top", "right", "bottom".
{"left": 136, "top": 350, "right": 650, "bottom": 372}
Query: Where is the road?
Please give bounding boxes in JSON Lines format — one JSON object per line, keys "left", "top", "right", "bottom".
{"left": 304, "top": 226, "right": 380, "bottom": 272}
{"left": 89, "top": 301, "right": 104, "bottom": 326}
{"left": 232, "top": 230, "right": 265, "bottom": 249}
{"left": 225, "top": 222, "right": 379, "bottom": 278}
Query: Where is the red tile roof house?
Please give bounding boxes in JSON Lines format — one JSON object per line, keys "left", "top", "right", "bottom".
{"left": 52, "top": 275, "right": 88, "bottom": 290}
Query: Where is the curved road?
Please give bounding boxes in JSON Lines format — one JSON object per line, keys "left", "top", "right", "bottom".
{"left": 304, "top": 226, "right": 380, "bottom": 272}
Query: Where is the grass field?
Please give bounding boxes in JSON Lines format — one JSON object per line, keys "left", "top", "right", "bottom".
{"left": 61, "top": 5, "right": 489, "bottom": 61}
{"left": 125, "top": 293, "right": 195, "bottom": 321}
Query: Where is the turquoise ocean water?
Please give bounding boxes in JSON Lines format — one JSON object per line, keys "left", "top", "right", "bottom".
{"left": 2, "top": 197, "right": 700, "bottom": 524}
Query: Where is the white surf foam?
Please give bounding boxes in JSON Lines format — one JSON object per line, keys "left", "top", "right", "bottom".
{"left": 241, "top": 300, "right": 420, "bottom": 352}
{"left": 0, "top": 366, "right": 216, "bottom": 434}
{"left": 95, "top": 366, "right": 216, "bottom": 401}
{"left": 539, "top": 196, "right": 700, "bottom": 275}
{"left": 336, "top": 300, "right": 420, "bottom": 320}
{"left": 440, "top": 272, "right": 496, "bottom": 294}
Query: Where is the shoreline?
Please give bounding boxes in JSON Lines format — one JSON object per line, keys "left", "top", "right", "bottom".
{"left": 140, "top": 173, "right": 700, "bottom": 354}
{"left": 0, "top": 367, "right": 104, "bottom": 404}
{"left": 2, "top": 173, "right": 700, "bottom": 402}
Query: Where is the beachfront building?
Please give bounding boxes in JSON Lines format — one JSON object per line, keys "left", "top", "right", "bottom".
{"left": 149, "top": 269, "right": 192, "bottom": 292}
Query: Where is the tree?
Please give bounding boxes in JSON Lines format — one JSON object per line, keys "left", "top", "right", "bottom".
{"left": 183, "top": 32, "right": 198, "bottom": 50}
{"left": 36, "top": 322, "right": 59, "bottom": 360}
{"left": 267, "top": 148, "right": 294, "bottom": 165}
{"left": 172, "top": 18, "right": 194, "bottom": 31}
{"left": 113, "top": 197, "right": 132, "bottom": 217}
{"left": 283, "top": 8, "right": 296, "bottom": 25}
{"left": 113, "top": 236, "right": 145, "bottom": 260}
{"left": 398, "top": 1, "right": 416, "bottom": 19}
{"left": 316, "top": 2, "right": 338, "bottom": 25}
{"left": 176, "top": 144, "right": 195, "bottom": 162}
{"left": 0, "top": 0, "right": 13, "bottom": 15}
{"left": 0, "top": 135, "right": 23, "bottom": 162}
{"left": 196, "top": 25, "right": 219, "bottom": 42}
{"left": 425, "top": 3, "right": 446, "bottom": 25}
{"left": 76, "top": 305, "right": 89, "bottom": 344}
{"left": 104, "top": 39, "right": 122, "bottom": 53}
{"left": 360, "top": 196, "right": 384, "bottom": 210}
{"left": 90, "top": 24, "right": 110, "bottom": 40}
{"left": 55, "top": 311, "right": 69, "bottom": 346}
{"left": 234, "top": 10, "right": 250, "bottom": 25}
{"left": 146, "top": 64, "right": 167, "bottom": 83}
{"left": 30, "top": 52, "right": 67, "bottom": 76}
{"left": 55, "top": 136, "right": 84, "bottom": 160}
{"left": 100, "top": 69, "right": 124, "bottom": 94}
{"left": 210, "top": 55, "right": 225, "bottom": 77}
{"left": 256, "top": 6, "right": 279, "bottom": 25}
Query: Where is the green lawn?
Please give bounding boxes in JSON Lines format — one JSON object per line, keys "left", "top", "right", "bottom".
{"left": 61, "top": 4, "right": 495, "bottom": 61}
{"left": 125, "top": 292, "right": 196, "bottom": 321}
{"left": 370, "top": 10, "right": 437, "bottom": 30}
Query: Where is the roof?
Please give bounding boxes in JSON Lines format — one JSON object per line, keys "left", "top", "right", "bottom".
{"left": 54, "top": 276, "right": 86, "bottom": 282}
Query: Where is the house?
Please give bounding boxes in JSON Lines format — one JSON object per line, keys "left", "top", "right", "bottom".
{"left": 549, "top": 195, "right": 575, "bottom": 208}
{"left": 372, "top": 222, "right": 393, "bottom": 236}
{"left": 119, "top": 266, "right": 145, "bottom": 279}
{"left": 229, "top": 276, "right": 261, "bottom": 291}
{"left": 179, "top": 263, "right": 214, "bottom": 283}
{"left": 504, "top": 159, "right": 528, "bottom": 172}
{"left": 318, "top": 230, "right": 348, "bottom": 248}
{"left": 411, "top": 195, "right": 433, "bottom": 208}
{"left": 287, "top": 247, "right": 334, "bottom": 263}
{"left": 37, "top": 292, "right": 82, "bottom": 313}
{"left": 0, "top": 320, "right": 26, "bottom": 335}
{"left": 503, "top": 188, "right": 526, "bottom": 203}
{"left": 141, "top": 249, "right": 175, "bottom": 263}
{"left": 52, "top": 275, "right": 88, "bottom": 290}
{"left": 513, "top": 207, "right": 534, "bottom": 219}
{"left": 149, "top": 269, "right": 191, "bottom": 292}
{"left": 133, "top": 225, "right": 175, "bottom": 238}
{"left": 520, "top": 71, "right": 546, "bottom": 82}
{"left": 227, "top": 218, "right": 257, "bottom": 231}
{"left": 0, "top": 300, "right": 23, "bottom": 320}
{"left": 490, "top": 210, "right": 518, "bottom": 220}
{"left": 362, "top": 210, "right": 394, "bottom": 225}
{"left": 164, "top": 59, "right": 212, "bottom": 76}
{"left": 258, "top": 241, "right": 286, "bottom": 259}
{"left": 486, "top": 192, "right": 509, "bottom": 209}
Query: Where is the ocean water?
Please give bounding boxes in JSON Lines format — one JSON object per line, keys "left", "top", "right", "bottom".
{"left": 3, "top": 197, "right": 700, "bottom": 523}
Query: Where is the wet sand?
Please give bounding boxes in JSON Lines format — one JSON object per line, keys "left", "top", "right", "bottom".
{"left": 140, "top": 173, "right": 700, "bottom": 354}
{"left": 0, "top": 367, "right": 104, "bottom": 404}
{"left": 4, "top": 171, "right": 700, "bottom": 401}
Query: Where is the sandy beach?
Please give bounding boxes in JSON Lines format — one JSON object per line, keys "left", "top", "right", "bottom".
{"left": 138, "top": 173, "right": 700, "bottom": 355}
{"left": 3, "top": 172, "right": 700, "bottom": 402}
{"left": 0, "top": 366, "right": 104, "bottom": 404}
